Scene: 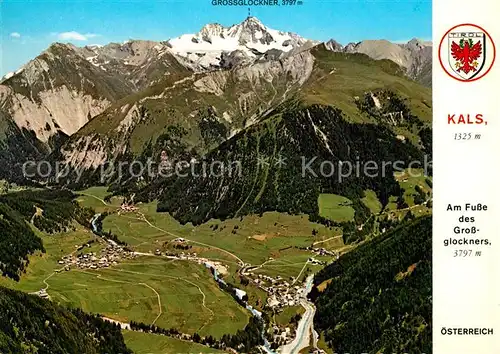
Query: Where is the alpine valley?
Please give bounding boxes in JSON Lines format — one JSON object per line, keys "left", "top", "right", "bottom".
{"left": 0, "top": 16, "right": 432, "bottom": 354}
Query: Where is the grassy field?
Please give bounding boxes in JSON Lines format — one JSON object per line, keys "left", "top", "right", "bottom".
{"left": 252, "top": 251, "right": 331, "bottom": 281}
{"left": 383, "top": 168, "right": 432, "bottom": 219}
{"left": 123, "top": 331, "right": 224, "bottom": 354}
{"left": 395, "top": 168, "right": 432, "bottom": 207}
{"left": 274, "top": 306, "right": 305, "bottom": 327}
{"left": 4, "top": 254, "right": 249, "bottom": 338}
{"left": 317, "top": 332, "right": 334, "bottom": 354}
{"left": 0, "top": 226, "right": 102, "bottom": 292}
{"left": 45, "top": 257, "right": 249, "bottom": 338}
{"left": 76, "top": 187, "right": 345, "bottom": 267}
{"left": 317, "top": 194, "right": 355, "bottom": 222}
{"left": 103, "top": 209, "right": 322, "bottom": 266}
{"left": 361, "top": 190, "right": 383, "bottom": 214}
{"left": 75, "top": 187, "right": 123, "bottom": 213}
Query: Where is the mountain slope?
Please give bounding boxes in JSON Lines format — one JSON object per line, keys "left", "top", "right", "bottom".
{"left": 0, "top": 189, "right": 93, "bottom": 280}
{"left": 325, "top": 38, "right": 432, "bottom": 86}
{"left": 152, "top": 103, "right": 424, "bottom": 226}
{"left": 0, "top": 43, "right": 136, "bottom": 180}
{"left": 55, "top": 49, "right": 315, "bottom": 182}
{"left": 0, "top": 40, "right": 191, "bottom": 181}
{"left": 309, "top": 216, "right": 432, "bottom": 354}
{"left": 0, "top": 286, "right": 131, "bottom": 354}
{"left": 138, "top": 47, "right": 431, "bottom": 225}
{"left": 54, "top": 44, "right": 430, "bottom": 179}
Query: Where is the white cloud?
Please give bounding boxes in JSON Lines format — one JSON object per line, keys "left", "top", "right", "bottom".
{"left": 56, "top": 31, "right": 99, "bottom": 41}
{"left": 10, "top": 32, "right": 21, "bottom": 38}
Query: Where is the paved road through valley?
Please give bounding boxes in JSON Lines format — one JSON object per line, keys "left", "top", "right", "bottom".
{"left": 280, "top": 275, "right": 317, "bottom": 354}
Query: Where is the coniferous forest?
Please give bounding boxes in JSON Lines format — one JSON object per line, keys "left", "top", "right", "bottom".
{"left": 153, "top": 104, "right": 425, "bottom": 228}
{"left": 0, "top": 189, "right": 93, "bottom": 280}
{"left": 310, "top": 216, "right": 432, "bottom": 354}
{"left": 0, "top": 286, "right": 131, "bottom": 354}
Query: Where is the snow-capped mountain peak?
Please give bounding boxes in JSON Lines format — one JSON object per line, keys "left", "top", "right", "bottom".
{"left": 198, "top": 23, "right": 226, "bottom": 42}
{"left": 166, "top": 16, "right": 313, "bottom": 70}
{"left": 227, "top": 16, "right": 272, "bottom": 45}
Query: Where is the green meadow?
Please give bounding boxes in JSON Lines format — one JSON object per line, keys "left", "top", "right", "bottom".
{"left": 36, "top": 256, "right": 249, "bottom": 338}
{"left": 123, "top": 331, "right": 224, "bottom": 354}
{"left": 0, "top": 226, "right": 102, "bottom": 293}
{"left": 318, "top": 194, "right": 355, "bottom": 222}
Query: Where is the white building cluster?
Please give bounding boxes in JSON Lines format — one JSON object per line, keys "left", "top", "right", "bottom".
{"left": 58, "top": 243, "right": 135, "bottom": 271}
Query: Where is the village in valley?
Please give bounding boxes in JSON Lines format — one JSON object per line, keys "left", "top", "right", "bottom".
{"left": 30, "top": 195, "right": 342, "bottom": 353}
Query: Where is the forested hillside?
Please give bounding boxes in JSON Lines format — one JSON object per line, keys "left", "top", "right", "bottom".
{"left": 0, "top": 202, "right": 44, "bottom": 280}
{"left": 153, "top": 103, "right": 424, "bottom": 226}
{"left": 0, "top": 286, "right": 131, "bottom": 354}
{"left": 128, "top": 49, "right": 431, "bottom": 228}
{"left": 310, "top": 216, "right": 432, "bottom": 354}
{"left": 0, "top": 189, "right": 93, "bottom": 280}
{"left": 0, "top": 189, "right": 94, "bottom": 233}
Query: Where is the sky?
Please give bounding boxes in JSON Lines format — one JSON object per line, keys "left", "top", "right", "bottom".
{"left": 0, "top": 0, "right": 431, "bottom": 76}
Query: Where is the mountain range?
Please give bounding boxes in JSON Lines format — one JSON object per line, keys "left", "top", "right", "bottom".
{"left": 0, "top": 17, "right": 431, "bottom": 225}
{"left": 0, "top": 16, "right": 433, "bottom": 354}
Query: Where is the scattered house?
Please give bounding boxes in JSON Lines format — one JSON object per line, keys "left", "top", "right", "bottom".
{"left": 267, "top": 295, "right": 280, "bottom": 307}
{"left": 120, "top": 202, "right": 138, "bottom": 212}
{"left": 60, "top": 241, "right": 136, "bottom": 271}
{"left": 234, "top": 289, "right": 246, "bottom": 300}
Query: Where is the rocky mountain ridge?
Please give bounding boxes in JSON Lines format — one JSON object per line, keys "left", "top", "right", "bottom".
{"left": 166, "top": 16, "right": 317, "bottom": 70}
{"left": 324, "top": 37, "right": 432, "bottom": 86}
{"left": 58, "top": 49, "right": 316, "bottom": 178}
{"left": 0, "top": 17, "right": 432, "bottom": 183}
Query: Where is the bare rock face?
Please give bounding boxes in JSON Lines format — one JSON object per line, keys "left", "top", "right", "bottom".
{"left": 0, "top": 43, "right": 135, "bottom": 179}
{"left": 403, "top": 39, "right": 432, "bottom": 86}
{"left": 199, "top": 23, "right": 226, "bottom": 43}
{"left": 235, "top": 50, "right": 315, "bottom": 87}
{"left": 0, "top": 47, "right": 129, "bottom": 141}
{"left": 324, "top": 39, "right": 344, "bottom": 52}
{"left": 194, "top": 72, "right": 228, "bottom": 96}
{"left": 8, "top": 86, "right": 110, "bottom": 142}
{"left": 73, "top": 40, "right": 190, "bottom": 88}
{"left": 220, "top": 50, "right": 254, "bottom": 69}
{"left": 62, "top": 135, "right": 109, "bottom": 170}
